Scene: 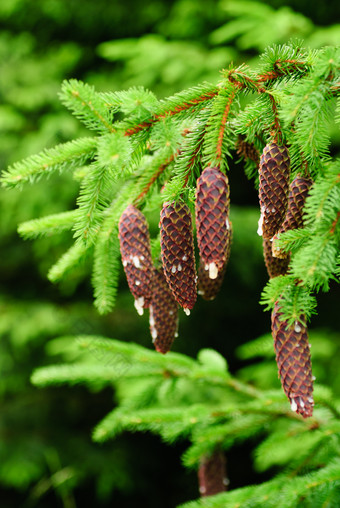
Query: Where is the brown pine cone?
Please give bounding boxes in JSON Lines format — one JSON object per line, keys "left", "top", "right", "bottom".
{"left": 198, "top": 450, "right": 228, "bottom": 497}
{"left": 118, "top": 204, "right": 153, "bottom": 315}
{"left": 198, "top": 220, "right": 232, "bottom": 300}
{"left": 160, "top": 201, "right": 197, "bottom": 313}
{"left": 149, "top": 269, "right": 179, "bottom": 354}
{"left": 272, "top": 175, "right": 313, "bottom": 258}
{"left": 195, "top": 167, "right": 231, "bottom": 279}
{"left": 263, "top": 238, "right": 290, "bottom": 278}
{"left": 271, "top": 303, "right": 314, "bottom": 418}
{"left": 235, "top": 136, "right": 260, "bottom": 163}
{"left": 258, "top": 143, "right": 290, "bottom": 239}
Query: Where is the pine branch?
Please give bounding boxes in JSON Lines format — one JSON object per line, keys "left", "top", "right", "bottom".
{"left": 261, "top": 275, "right": 318, "bottom": 325}
{"left": 179, "top": 459, "right": 340, "bottom": 508}
{"left": 162, "top": 109, "right": 210, "bottom": 202}
{"left": 47, "top": 242, "right": 88, "bottom": 283}
{"left": 1, "top": 137, "right": 97, "bottom": 188}
{"left": 73, "top": 132, "right": 132, "bottom": 246}
{"left": 18, "top": 211, "right": 77, "bottom": 239}
{"left": 202, "top": 84, "right": 238, "bottom": 171}
{"left": 124, "top": 82, "right": 219, "bottom": 136}
{"left": 59, "top": 79, "right": 115, "bottom": 133}
{"left": 92, "top": 231, "right": 121, "bottom": 315}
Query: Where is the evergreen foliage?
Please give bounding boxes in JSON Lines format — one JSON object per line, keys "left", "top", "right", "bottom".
{"left": 2, "top": 34, "right": 340, "bottom": 507}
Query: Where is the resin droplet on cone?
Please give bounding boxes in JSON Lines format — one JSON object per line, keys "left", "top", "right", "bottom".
{"left": 271, "top": 303, "right": 314, "bottom": 418}
{"left": 263, "top": 238, "right": 290, "bottom": 279}
{"left": 272, "top": 175, "right": 313, "bottom": 258}
{"left": 258, "top": 143, "right": 290, "bottom": 239}
{"left": 196, "top": 167, "right": 230, "bottom": 279}
{"left": 160, "top": 201, "right": 197, "bottom": 311}
{"left": 198, "top": 220, "right": 232, "bottom": 300}
{"left": 149, "top": 269, "right": 179, "bottom": 354}
{"left": 118, "top": 204, "right": 153, "bottom": 314}
{"left": 198, "top": 450, "right": 228, "bottom": 497}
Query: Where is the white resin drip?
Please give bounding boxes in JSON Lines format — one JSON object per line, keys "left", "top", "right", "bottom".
{"left": 177, "top": 263, "right": 182, "bottom": 271}
{"left": 132, "top": 255, "right": 142, "bottom": 269}
{"left": 134, "top": 296, "right": 145, "bottom": 316}
{"left": 198, "top": 290, "right": 205, "bottom": 296}
{"left": 122, "top": 259, "right": 128, "bottom": 267}
{"left": 290, "top": 398, "right": 297, "bottom": 412}
{"left": 294, "top": 321, "right": 302, "bottom": 333}
{"left": 208, "top": 262, "right": 218, "bottom": 280}
{"left": 171, "top": 265, "right": 177, "bottom": 274}
{"left": 225, "top": 218, "right": 230, "bottom": 230}
{"left": 257, "top": 212, "right": 264, "bottom": 236}
{"left": 149, "top": 306, "right": 157, "bottom": 342}
{"left": 149, "top": 306, "right": 155, "bottom": 327}
{"left": 175, "top": 332, "right": 179, "bottom": 338}
{"left": 184, "top": 308, "right": 190, "bottom": 316}
{"left": 182, "top": 255, "right": 188, "bottom": 261}
{"left": 135, "top": 280, "right": 141, "bottom": 286}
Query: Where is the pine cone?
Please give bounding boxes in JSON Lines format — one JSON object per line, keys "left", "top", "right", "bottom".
{"left": 195, "top": 167, "right": 231, "bottom": 279}
{"left": 198, "top": 220, "right": 232, "bottom": 300}
{"left": 118, "top": 204, "right": 153, "bottom": 315}
{"left": 160, "top": 201, "right": 197, "bottom": 313}
{"left": 149, "top": 269, "right": 179, "bottom": 354}
{"left": 271, "top": 303, "right": 314, "bottom": 418}
{"left": 272, "top": 175, "right": 313, "bottom": 258}
{"left": 263, "top": 238, "right": 290, "bottom": 278}
{"left": 235, "top": 136, "right": 260, "bottom": 163}
{"left": 198, "top": 450, "right": 228, "bottom": 497}
{"left": 258, "top": 143, "right": 290, "bottom": 239}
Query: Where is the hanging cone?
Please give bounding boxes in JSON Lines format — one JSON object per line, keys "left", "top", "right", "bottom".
{"left": 198, "top": 220, "right": 232, "bottom": 300}
{"left": 271, "top": 303, "right": 314, "bottom": 418}
{"left": 149, "top": 269, "right": 179, "bottom": 354}
{"left": 118, "top": 204, "right": 153, "bottom": 315}
{"left": 160, "top": 201, "right": 197, "bottom": 313}
{"left": 272, "top": 175, "right": 313, "bottom": 258}
{"left": 263, "top": 238, "right": 290, "bottom": 278}
{"left": 258, "top": 143, "right": 290, "bottom": 239}
{"left": 195, "top": 167, "right": 231, "bottom": 280}
{"left": 198, "top": 450, "right": 228, "bottom": 497}
{"left": 235, "top": 135, "right": 260, "bottom": 163}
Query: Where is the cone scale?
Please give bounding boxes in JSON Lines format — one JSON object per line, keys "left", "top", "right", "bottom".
{"left": 118, "top": 204, "right": 153, "bottom": 315}
{"left": 195, "top": 167, "right": 231, "bottom": 280}
{"left": 272, "top": 175, "right": 313, "bottom": 258}
{"left": 258, "top": 143, "right": 290, "bottom": 239}
{"left": 160, "top": 201, "right": 197, "bottom": 312}
{"left": 149, "top": 269, "right": 179, "bottom": 354}
{"left": 271, "top": 303, "right": 314, "bottom": 418}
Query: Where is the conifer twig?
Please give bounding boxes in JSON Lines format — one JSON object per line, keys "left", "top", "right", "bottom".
{"left": 124, "top": 88, "right": 220, "bottom": 136}
{"left": 133, "top": 150, "right": 179, "bottom": 206}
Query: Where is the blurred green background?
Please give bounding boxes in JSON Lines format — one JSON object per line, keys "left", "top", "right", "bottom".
{"left": 0, "top": 0, "right": 340, "bottom": 506}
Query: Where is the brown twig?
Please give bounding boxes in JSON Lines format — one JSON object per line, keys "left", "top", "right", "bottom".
{"left": 216, "top": 88, "right": 237, "bottom": 162}
{"left": 125, "top": 89, "right": 219, "bottom": 137}
{"left": 133, "top": 151, "right": 179, "bottom": 206}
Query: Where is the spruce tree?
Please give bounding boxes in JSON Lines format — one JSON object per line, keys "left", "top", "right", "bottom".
{"left": 2, "top": 42, "right": 340, "bottom": 506}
